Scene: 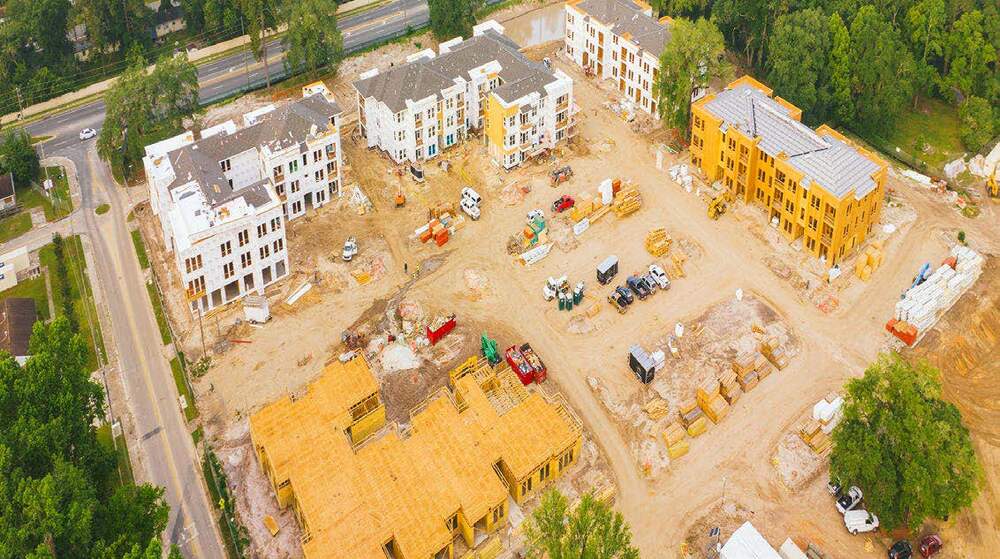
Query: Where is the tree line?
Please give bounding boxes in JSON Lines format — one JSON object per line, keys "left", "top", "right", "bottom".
{"left": 652, "top": 0, "right": 998, "bottom": 152}
{"left": 0, "top": 317, "right": 181, "bottom": 558}
{"left": 0, "top": 0, "right": 345, "bottom": 118}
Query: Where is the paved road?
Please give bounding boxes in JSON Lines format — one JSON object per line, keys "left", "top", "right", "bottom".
{"left": 14, "top": 0, "right": 467, "bottom": 556}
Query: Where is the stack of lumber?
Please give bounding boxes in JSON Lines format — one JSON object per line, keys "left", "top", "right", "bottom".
{"left": 760, "top": 337, "right": 789, "bottom": 369}
{"left": 696, "top": 377, "right": 730, "bottom": 424}
{"left": 797, "top": 418, "right": 831, "bottom": 454}
{"left": 612, "top": 186, "right": 642, "bottom": 217}
{"left": 642, "top": 399, "right": 671, "bottom": 421}
{"left": 662, "top": 422, "right": 689, "bottom": 458}
{"left": 678, "top": 398, "right": 703, "bottom": 428}
{"left": 718, "top": 370, "right": 742, "bottom": 405}
{"left": 686, "top": 416, "right": 708, "bottom": 437}
{"left": 570, "top": 193, "right": 597, "bottom": 223}
{"left": 732, "top": 352, "right": 760, "bottom": 391}
{"left": 644, "top": 228, "right": 672, "bottom": 256}
{"left": 855, "top": 241, "right": 885, "bottom": 281}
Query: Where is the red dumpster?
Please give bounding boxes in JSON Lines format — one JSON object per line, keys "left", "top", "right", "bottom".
{"left": 427, "top": 314, "right": 456, "bottom": 345}
{"left": 504, "top": 343, "right": 547, "bottom": 385}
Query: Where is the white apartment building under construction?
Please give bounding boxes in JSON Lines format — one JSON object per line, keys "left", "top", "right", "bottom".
{"left": 564, "top": 0, "right": 671, "bottom": 118}
{"left": 142, "top": 86, "right": 343, "bottom": 313}
{"left": 354, "top": 20, "right": 577, "bottom": 169}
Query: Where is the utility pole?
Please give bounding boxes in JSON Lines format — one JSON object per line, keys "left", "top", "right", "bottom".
{"left": 15, "top": 86, "right": 24, "bottom": 121}
{"left": 240, "top": 16, "right": 251, "bottom": 91}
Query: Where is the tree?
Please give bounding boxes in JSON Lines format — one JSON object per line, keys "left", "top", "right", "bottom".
{"left": 0, "top": 128, "right": 41, "bottom": 187}
{"left": 905, "top": 0, "right": 946, "bottom": 102}
{"left": 239, "top": 0, "right": 280, "bottom": 87}
{"left": 0, "top": 318, "right": 176, "bottom": 557}
{"left": 957, "top": 96, "right": 994, "bottom": 151}
{"left": 98, "top": 52, "right": 198, "bottom": 178}
{"left": 4, "top": 0, "right": 73, "bottom": 68}
{"left": 847, "top": 6, "right": 915, "bottom": 136}
{"left": 654, "top": 17, "right": 728, "bottom": 134}
{"left": 74, "top": 0, "right": 154, "bottom": 60}
{"left": 827, "top": 13, "right": 855, "bottom": 127}
{"left": 428, "top": 0, "right": 478, "bottom": 41}
{"left": 830, "top": 354, "right": 981, "bottom": 530}
{"left": 765, "top": 8, "right": 831, "bottom": 124}
{"left": 283, "top": 0, "right": 344, "bottom": 77}
{"left": 943, "top": 10, "right": 996, "bottom": 99}
{"left": 524, "top": 489, "right": 640, "bottom": 559}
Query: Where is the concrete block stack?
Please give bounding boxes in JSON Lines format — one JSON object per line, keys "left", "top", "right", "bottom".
{"left": 889, "top": 245, "right": 984, "bottom": 345}
{"left": 696, "top": 377, "right": 730, "bottom": 424}
{"left": 855, "top": 241, "right": 885, "bottom": 281}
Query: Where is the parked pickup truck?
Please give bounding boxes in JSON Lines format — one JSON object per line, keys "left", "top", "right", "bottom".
{"left": 626, "top": 275, "right": 651, "bottom": 300}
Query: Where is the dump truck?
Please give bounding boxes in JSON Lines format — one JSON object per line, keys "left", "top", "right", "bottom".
{"left": 506, "top": 343, "right": 547, "bottom": 385}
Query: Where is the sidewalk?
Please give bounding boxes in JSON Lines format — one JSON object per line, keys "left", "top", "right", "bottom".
{"left": 1, "top": 0, "right": 387, "bottom": 127}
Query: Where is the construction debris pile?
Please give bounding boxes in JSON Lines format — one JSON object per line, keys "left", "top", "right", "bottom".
{"left": 887, "top": 245, "right": 984, "bottom": 346}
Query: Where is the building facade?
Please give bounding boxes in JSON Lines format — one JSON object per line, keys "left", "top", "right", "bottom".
{"left": 564, "top": 0, "right": 671, "bottom": 118}
{"left": 250, "top": 355, "right": 582, "bottom": 559}
{"left": 143, "top": 88, "right": 343, "bottom": 313}
{"left": 355, "top": 20, "right": 576, "bottom": 170}
{"left": 691, "top": 76, "right": 887, "bottom": 267}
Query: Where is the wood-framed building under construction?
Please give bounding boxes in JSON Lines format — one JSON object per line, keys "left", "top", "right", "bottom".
{"left": 250, "top": 354, "right": 583, "bottom": 558}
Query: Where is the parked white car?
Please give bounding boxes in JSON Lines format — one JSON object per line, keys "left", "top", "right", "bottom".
{"left": 648, "top": 264, "right": 671, "bottom": 290}
{"left": 461, "top": 186, "right": 482, "bottom": 207}
{"left": 79, "top": 128, "right": 98, "bottom": 140}
{"left": 843, "top": 510, "right": 879, "bottom": 534}
{"left": 836, "top": 486, "right": 863, "bottom": 514}
{"left": 342, "top": 237, "right": 358, "bottom": 261}
{"left": 460, "top": 197, "right": 480, "bottom": 220}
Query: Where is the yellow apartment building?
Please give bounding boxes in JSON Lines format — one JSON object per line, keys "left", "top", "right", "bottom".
{"left": 690, "top": 76, "right": 888, "bottom": 267}
{"left": 249, "top": 355, "right": 582, "bottom": 559}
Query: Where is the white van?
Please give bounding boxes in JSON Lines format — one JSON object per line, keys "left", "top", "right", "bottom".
{"left": 843, "top": 510, "right": 879, "bottom": 534}
{"left": 460, "top": 197, "right": 480, "bottom": 220}
{"left": 461, "top": 187, "right": 482, "bottom": 207}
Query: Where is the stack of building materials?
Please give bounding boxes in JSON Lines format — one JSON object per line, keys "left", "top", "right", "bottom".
{"left": 612, "top": 185, "right": 642, "bottom": 217}
{"left": 732, "top": 352, "right": 763, "bottom": 391}
{"left": 696, "top": 377, "right": 730, "bottom": 424}
{"left": 797, "top": 418, "right": 831, "bottom": 454}
{"left": 760, "top": 337, "right": 788, "bottom": 370}
{"left": 686, "top": 415, "right": 708, "bottom": 437}
{"left": 855, "top": 241, "right": 885, "bottom": 281}
{"left": 668, "top": 163, "right": 694, "bottom": 191}
{"left": 662, "top": 422, "right": 689, "bottom": 459}
{"left": 678, "top": 398, "right": 703, "bottom": 430}
{"left": 645, "top": 228, "right": 672, "bottom": 256}
{"left": 570, "top": 193, "right": 597, "bottom": 223}
{"left": 888, "top": 245, "right": 984, "bottom": 346}
{"left": 642, "top": 399, "right": 671, "bottom": 420}
{"left": 813, "top": 393, "right": 844, "bottom": 434}
{"left": 718, "top": 370, "right": 742, "bottom": 405}
{"left": 416, "top": 214, "right": 457, "bottom": 247}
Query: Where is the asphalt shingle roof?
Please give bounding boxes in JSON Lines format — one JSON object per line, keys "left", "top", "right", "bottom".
{"left": 574, "top": 0, "right": 671, "bottom": 54}
{"left": 164, "top": 94, "right": 341, "bottom": 209}
{"left": 354, "top": 31, "right": 558, "bottom": 112}
{"left": 0, "top": 298, "right": 37, "bottom": 358}
{"left": 704, "top": 84, "right": 881, "bottom": 200}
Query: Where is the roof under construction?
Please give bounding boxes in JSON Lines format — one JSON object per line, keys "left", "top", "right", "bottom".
{"left": 250, "top": 356, "right": 580, "bottom": 558}
{"left": 702, "top": 80, "right": 883, "bottom": 200}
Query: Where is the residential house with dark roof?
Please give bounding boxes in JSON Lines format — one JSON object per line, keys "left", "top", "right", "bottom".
{"left": 0, "top": 172, "right": 16, "bottom": 210}
{"left": 142, "top": 85, "right": 344, "bottom": 313}
{"left": 355, "top": 20, "right": 577, "bottom": 169}
{"left": 564, "top": 0, "right": 673, "bottom": 118}
{"left": 0, "top": 298, "right": 37, "bottom": 365}
{"left": 691, "top": 76, "right": 887, "bottom": 267}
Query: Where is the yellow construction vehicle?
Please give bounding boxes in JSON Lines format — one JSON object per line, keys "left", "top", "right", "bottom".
{"left": 987, "top": 165, "right": 998, "bottom": 198}
{"left": 707, "top": 194, "right": 727, "bottom": 219}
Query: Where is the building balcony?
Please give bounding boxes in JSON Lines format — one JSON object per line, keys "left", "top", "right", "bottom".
{"left": 556, "top": 100, "right": 569, "bottom": 112}
{"left": 821, "top": 234, "right": 832, "bottom": 246}
{"left": 823, "top": 213, "right": 835, "bottom": 227}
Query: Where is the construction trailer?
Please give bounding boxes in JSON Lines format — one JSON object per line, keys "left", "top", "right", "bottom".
{"left": 250, "top": 354, "right": 582, "bottom": 559}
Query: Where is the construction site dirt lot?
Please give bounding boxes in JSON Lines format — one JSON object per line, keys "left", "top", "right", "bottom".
{"left": 170, "top": 36, "right": 1000, "bottom": 559}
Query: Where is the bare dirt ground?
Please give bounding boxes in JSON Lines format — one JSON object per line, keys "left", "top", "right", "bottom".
{"left": 142, "top": 29, "right": 1000, "bottom": 559}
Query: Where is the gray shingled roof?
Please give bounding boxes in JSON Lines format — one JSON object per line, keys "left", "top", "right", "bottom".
{"left": 164, "top": 94, "right": 341, "bottom": 209}
{"left": 354, "top": 31, "right": 558, "bottom": 112}
{"left": 574, "top": 0, "right": 671, "bottom": 54}
{"left": 704, "top": 85, "right": 881, "bottom": 199}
